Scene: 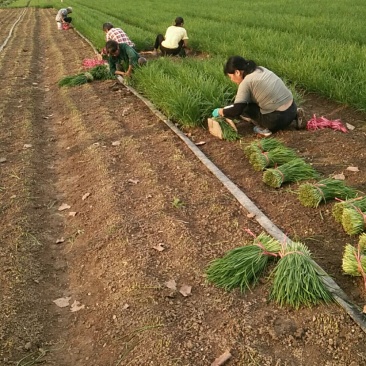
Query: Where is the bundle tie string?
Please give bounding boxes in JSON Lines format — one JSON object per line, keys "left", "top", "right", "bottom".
{"left": 354, "top": 244, "right": 366, "bottom": 289}
{"left": 314, "top": 183, "right": 326, "bottom": 202}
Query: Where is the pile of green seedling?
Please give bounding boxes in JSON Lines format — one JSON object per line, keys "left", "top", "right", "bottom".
{"left": 298, "top": 178, "right": 358, "bottom": 208}
{"left": 263, "top": 158, "right": 319, "bottom": 188}
{"left": 342, "top": 233, "right": 366, "bottom": 291}
{"left": 206, "top": 232, "right": 332, "bottom": 309}
{"left": 215, "top": 118, "right": 241, "bottom": 141}
{"left": 332, "top": 196, "right": 366, "bottom": 236}
{"left": 249, "top": 145, "right": 298, "bottom": 172}
{"left": 243, "top": 138, "right": 318, "bottom": 187}
{"left": 58, "top": 65, "right": 113, "bottom": 87}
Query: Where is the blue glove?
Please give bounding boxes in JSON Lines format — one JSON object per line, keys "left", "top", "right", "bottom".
{"left": 212, "top": 108, "right": 220, "bottom": 118}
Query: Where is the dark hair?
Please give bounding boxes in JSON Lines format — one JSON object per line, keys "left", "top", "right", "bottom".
{"left": 106, "top": 40, "right": 118, "bottom": 54}
{"left": 223, "top": 56, "right": 257, "bottom": 75}
{"left": 103, "top": 22, "right": 114, "bottom": 31}
{"left": 174, "top": 17, "right": 184, "bottom": 26}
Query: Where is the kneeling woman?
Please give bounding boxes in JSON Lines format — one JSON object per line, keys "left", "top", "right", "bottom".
{"left": 212, "top": 56, "right": 304, "bottom": 137}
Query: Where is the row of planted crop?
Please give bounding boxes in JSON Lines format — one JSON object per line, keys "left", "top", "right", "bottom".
{"left": 8, "top": 0, "right": 366, "bottom": 119}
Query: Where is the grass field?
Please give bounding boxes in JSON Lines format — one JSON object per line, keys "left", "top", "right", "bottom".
{"left": 6, "top": 0, "right": 366, "bottom": 126}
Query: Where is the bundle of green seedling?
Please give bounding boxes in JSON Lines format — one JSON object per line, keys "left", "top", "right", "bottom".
{"left": 332, "top": 196, "right": 366, "bottom": 223}
{"left": 298, "top": 178, "right": 358, "bottom": 208}
{"left": 206, "top": 232, "right": 281, "bottom": 292}
{"left": 242, "top": 137, "right": 284, "bottom": 158}
{"left": 216, "top": 118, "right": 241, "bottom": 141}
{"left": 58, "top": 65, "right": 113, "bottom": 87}
{"left": 342, "top": 233, "right": 366, "bottom": 290}
{"left": 270, "top": 241, "right": 332, "bottom": 309}
{"left": 206, "top": 232, "right": 332, "bottom": 308}
{"left": 262, "top": 158, "right": 319, "bottom": 188}
{"left": 249, "top": 145, "right": 298, "bottom": 172}
{"left": 341, "top": 204, "right": 366, "bottom": 235}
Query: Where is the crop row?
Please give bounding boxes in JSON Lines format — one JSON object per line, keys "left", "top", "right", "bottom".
{"left": 7, "top": 0, "right": 366, "bottom": 125}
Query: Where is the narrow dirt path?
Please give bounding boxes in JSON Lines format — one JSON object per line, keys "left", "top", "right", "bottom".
{"left": 1, "top": 7, "right": 366, "bottom": 366}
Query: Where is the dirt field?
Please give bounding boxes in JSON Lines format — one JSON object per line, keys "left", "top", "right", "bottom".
{"left": 1, "top": 7, "right": 366, "bottom": 366}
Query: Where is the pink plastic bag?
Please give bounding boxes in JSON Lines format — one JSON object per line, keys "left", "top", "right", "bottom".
{"left": 307, "top": 114, "right": 348, "bottom": 133}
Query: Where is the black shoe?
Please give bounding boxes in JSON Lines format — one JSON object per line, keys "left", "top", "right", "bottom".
{"left": 296, "top": 108, "right": 306, "bottom": 130}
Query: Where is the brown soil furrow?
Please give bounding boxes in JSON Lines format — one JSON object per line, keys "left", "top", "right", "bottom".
{"left": 0, "top": 8, "right": 24, "bottom": 45}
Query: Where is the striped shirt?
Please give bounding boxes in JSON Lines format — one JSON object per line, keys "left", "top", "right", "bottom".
{"left": 106, "top": 28, "right": 135, "bottom": 48}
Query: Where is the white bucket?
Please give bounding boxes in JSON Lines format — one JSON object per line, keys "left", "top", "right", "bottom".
{"left": 57, "top": 22, "right": 62, "bottom": 30}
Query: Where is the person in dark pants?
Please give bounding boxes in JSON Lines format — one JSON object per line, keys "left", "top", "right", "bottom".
{"left": 153, "top": 17, "right": 190, "bottom": 57}
{"left": 106, "top": 40, "right": 146, "bottom": 78}
{"left": 212, "top": 56, "right": 305, "bottom": 137}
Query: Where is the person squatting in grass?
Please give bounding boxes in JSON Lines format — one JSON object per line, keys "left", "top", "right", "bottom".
{"left": 55, "top": 7, "right": 72, "bottom": 30}
{"left": 98, "top": 23, "right": 135, "bottom": 60}
{"left": 106, "top": 40, "right": 147, "bottom": 78}
{"left": 153, "top": 16, "right": 190, "bottom": 57}
{"left": 212, "top": 56, "right": 305, "bottom": 137}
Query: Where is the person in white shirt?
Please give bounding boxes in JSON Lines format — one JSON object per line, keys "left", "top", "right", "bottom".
{"left": 55, "top": 7, "right": 72, "bottom": 30}
{"left": 153, "top": 17, "right": 190, "bottom": 57}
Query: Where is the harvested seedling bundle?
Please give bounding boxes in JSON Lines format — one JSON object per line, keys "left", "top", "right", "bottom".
{"left": 342, "top": 234, "right": 366, "bottom": 289}
{"left": 262, "top": 158, "right": 319, "bottom": 188}
{"left": 206, "top": 233, "right": 281, "bottom": 292}
{"left": 341, "top": 205, "right": 366, "bottom": 235}
{"left": 58, "top": 65, "right": 112, "bottom": 87}
{"left": 216, "top": 118, "right": 241, "bottom": 141}
{"left": 298, "top": 178, "right": 358, "bottom": 208}
{"left": 243, "top": 137, "right": 284, "bottom": 158}
{"left": 332, "top": 196, "right": 366, "bottom": 223}
{"left": 249, "top": 145, "right": 298, "bottom": 172}
{"left": 270, "top": 241, "right": 332, "bottom": 309}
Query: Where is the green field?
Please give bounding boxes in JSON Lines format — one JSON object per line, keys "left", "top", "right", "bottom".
{"left": 6, "top": 0, "right": 366, "bottom": 126}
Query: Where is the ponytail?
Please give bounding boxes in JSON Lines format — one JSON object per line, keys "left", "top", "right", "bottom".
{"left": 224, "top": 56, "right": 257, "bottom": 75}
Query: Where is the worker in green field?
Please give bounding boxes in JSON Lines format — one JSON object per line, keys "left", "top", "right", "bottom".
{"left": 55, "top": 7, "right": 73, "bottom": 30}
{"left": 153, "top": 17, "right": 190, "bottom": 57}
{"left": 212, "top": 56, "right": 305, "bottom": 137}
{"left": 105, "top": 40, "right": 147, "bottom": 78}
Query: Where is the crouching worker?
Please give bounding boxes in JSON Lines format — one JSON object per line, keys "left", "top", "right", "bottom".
{"left": 106, "top": 40, "right": 147, "bottom": 78}
{"left": 55, "top": 7, "right": 73, "bottom": 30}
{"left": 212, "top": 56, "right": 305, "bottom": 137}
{"left": 153, "top": 16, "right": 190, "bottom": 57}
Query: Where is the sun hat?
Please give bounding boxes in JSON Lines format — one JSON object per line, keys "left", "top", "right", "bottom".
{"left": 67, "top": 7, "right": 73, "bottom": 12}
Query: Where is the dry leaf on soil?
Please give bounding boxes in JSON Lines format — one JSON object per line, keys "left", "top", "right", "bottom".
{"left": 23, "top": 144, "right": 32, "bottom": 149}
{"left": 53, "top": 297, "right": 72, "bottom": 308}
{"left": 128, "top": 179, "right": 139, "bottom": 184}
{"left": 70, "top": 300, "right": 85, "bottom": 312}
{"left": 211, "top": 350, "right": 232, "bottom": 366}
{"left": 346, "top": 166, "right": 359, "bottom": 172}
{"left": 152, "top": 243, "right": 165, "bottom": 252}
{"left": 247, "top": 212, "right": 256, "bottom": 218}
{"left": 56, "top": 237, "right": 65, "bottom": 244}
{"left": 332, "top": 172, "right": 345, "bottom": 180}
{"left": 165, "top": 279, "right": 177, "bottom": 291}
{"left": 195, "top": 141, "right": 206, "bottom": 146}
{"left": 179, "top": 284, "right": 192, "bottom": 297}
{"left": 69, "top": 212, "right": 77, "bottom": 217}
{"left": 82, "top": 192, "right": 91, "bottom": 200}
{"left": 112, "top": 141, "right": 121, "bottom": 146}
{"left": 58, "top": 203, "right": 71, "bottom": 211}
{"left": 346, "top": 123, "right": 355, "bottom": 131}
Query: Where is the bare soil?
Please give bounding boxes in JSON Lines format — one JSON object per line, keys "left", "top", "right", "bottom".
{"left": 1, "top": 7, "right": 366, "bottom": 366}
